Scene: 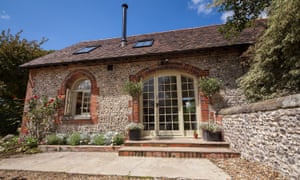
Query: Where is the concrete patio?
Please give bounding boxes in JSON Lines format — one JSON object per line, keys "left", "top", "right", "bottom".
{"left": 0, "top": 152, "right": 231, "bottom": 179}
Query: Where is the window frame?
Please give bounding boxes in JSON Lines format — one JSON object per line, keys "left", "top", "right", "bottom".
{"left": 133, "top": 39, "right": 154, "bottom": 48}
{"left": 65, "top": 79, "right": 92, "bottom": 120}
{"left": 60, "top": 69, "right": 99, "bottom": 124}
{"left": 73, "top": 45, "right": 100, "bottom": 54}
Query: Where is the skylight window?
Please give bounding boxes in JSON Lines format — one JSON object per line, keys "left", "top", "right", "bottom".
{"left": 73, "top": 45, "right": 99, "bottom": 54}
{"left": 133, "top": 39, "right": 154, "bottom": 48}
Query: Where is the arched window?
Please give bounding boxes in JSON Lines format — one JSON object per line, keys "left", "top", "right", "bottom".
{"left": 64, "top": 79, "right": 91, "bottom": 119}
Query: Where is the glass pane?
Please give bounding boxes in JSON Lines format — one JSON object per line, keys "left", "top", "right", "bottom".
{"left": 72, "top": 79, "right": 91, "bottom": 116}
{"left": 166, "top": 115, "right": 172, "bottom": 122}
{"left": 82, "top": 92, "right": 90, "bottom": 113}
{"left": 76, "top": 79, "right": 91, "bottom": 90}
{"left": 75, "top": 92, "right": 83, "bottom": 115}
{"left": 166, "top": 108, "right": 172, "bottom": 114}
{"left": 142, "top": 78, "right": 155, "bottom": 130}
{"left": 149, "top": 123, "right": 155, "bottom": 130}
{"left": 149, "top": 108, "right": 154, "bottom": 114}
{"left": 181, "top": 76, "right": 196, "bottom": 130}
{"left": 157, "top": 76, "right": 180, "bottom": 132}
{"left": 173, "top": 123, "right": 179, "bottom": 130}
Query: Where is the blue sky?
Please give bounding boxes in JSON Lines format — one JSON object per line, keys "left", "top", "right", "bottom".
{"left": 0, "top": 0, "right": 232, "bottom": 50}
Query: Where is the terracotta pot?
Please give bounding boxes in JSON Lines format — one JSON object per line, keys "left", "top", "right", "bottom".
{"left": 194, "top": 133, "right": 198, "bottom": 139}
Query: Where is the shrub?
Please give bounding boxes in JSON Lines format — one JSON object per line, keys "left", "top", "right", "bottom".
{"left": 66, "top": 132, "right": 81, "bottom": 146}
{"left": 46, "top": 134, "right": 65, "bottom": 145}
{"left": 24, "top": 136, "right": 38, "bottom": 148}
{"left": 79, "top": 133, "right": 90, "bottom": 145}
{"left": 125, "top": 122, "right": 144, "bottom": 130}
{"left": 199, "top": 77, "right": 221, "bottom": 97}
{"left": 0, "top": 135, "right": 19, "bottom": 152}
{"left": 0, "top": 135, "right": 40, "bottom": 154}
{"left": 200, "top": 121, "right": 223, "bottom": 133}
{"left": 104, "top": 131, "right": 115, "bottom": 145}
{"left": 25, "top": 95, "right": 63, "bottom": 141}
{"left": 56, "top": 133, "right": 67, "bottom": 144}
{"left": 92, "top": 134, "right": 106, "bottom": 145}
{"left": 113, "top": 134, "right": 124, "bottom": 145}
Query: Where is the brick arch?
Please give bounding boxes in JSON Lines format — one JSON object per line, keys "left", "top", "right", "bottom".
{"left": 59, "top": 69, "right": 99, "bottom": 95}
{"left": 132, "top": 63, "right": 209, "bottom": 81}
{"left": 59, "top": 69, "right": 99, "bottom": 124}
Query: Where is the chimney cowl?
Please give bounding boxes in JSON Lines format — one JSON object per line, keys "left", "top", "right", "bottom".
{"left": 121, "top": 3, "right": 128, "bottom": 47}
{"left": 122, "top": 3, "right": 128, "bottom": 9}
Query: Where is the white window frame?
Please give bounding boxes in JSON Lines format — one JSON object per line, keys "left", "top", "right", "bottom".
{"left": 64, "top": 79, "right": 91, "bottom": 120}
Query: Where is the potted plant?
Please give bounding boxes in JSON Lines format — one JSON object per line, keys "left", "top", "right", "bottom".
{"left": 123, "top": 80, "right": 143, "bottom": 123}
{"left": 123, "top": 80, "right": 143, "bottom": 98}
{"left": 200, "top": 121, "right": 223, "bottom": 141}
{"left": 125, "top": 122, "right": 144, "bottom": 141}
{"left": 193, "top": 130, "right": 198, "bottom": 139}
{"left": 198, "top": 77, "right": 221, "bottom": 98}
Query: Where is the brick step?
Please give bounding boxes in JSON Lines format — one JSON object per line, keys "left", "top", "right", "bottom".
{"left": 124, "top": 140, "right": 230, "bottom": 148}
{"left": 118, "top": 146, "right": 240, "bottom": 158}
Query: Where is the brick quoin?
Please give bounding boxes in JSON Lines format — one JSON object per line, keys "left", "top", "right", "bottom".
{"left": 199, "top": 92, "right": 210, "bottom": 122}
{"left": 20, "top": 71, "right": 35, "bottom": 135}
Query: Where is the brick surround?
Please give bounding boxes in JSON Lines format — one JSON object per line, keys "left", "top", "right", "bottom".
{"left": 58, "top": 69, "right": 99, "bottom": 124}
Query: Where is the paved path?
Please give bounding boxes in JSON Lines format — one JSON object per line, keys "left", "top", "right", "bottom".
{"left": 0, "top": 152, "right": 231, "bottom": 180}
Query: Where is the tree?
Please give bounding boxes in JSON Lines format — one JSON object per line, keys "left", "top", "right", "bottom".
{"left": 214, "top": 0, "right": 300, "bottom": 101}
{"left": 212, "top": 0, "right": 271, "bottom": 37}
{"left": 0, "top": 29, "right": 48, "bottom": 98}
{"left": 0, "top": 29, "right": 50, "bottom": 135}
{"left": 238, "top": 0, "right": 300, "bottom": 101}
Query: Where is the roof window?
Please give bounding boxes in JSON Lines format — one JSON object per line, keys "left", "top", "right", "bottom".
{"left": 133, "top": 39, "right": 154, "bottom": 48}
{"left": 73, "top": 45, "right": 99, "bottom": 54}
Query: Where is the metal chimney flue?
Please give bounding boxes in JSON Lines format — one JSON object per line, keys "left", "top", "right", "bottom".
{"left": 121, "top": 3, "right": 128, "bottom": 47}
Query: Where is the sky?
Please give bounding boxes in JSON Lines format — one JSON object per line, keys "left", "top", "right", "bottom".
{"left": 0, "top": 0, "right": 233, "bottom": 50}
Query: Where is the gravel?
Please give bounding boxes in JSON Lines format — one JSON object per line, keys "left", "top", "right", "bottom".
{"left": 210, "top": 158, "right": 288, "bottom": 180}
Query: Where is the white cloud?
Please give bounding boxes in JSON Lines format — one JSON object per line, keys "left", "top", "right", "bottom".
{"left": 1, "top": 11, "right": 10, "bottom": 20}
{"left": 221, "top": 11, "right": 234, "bottom": 23}
{"left": 191, "top": 0, "right": 203, "bottom": 4}
{"left": 188, "top": 0, "right": 213, "bottom": 15}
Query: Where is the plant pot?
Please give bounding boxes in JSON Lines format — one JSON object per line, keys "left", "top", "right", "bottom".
{"left": 194, "top": 133, "right": 198, "bottom": 139}
{"left": 128, "top": 129, "right": 141, "bottom": 141}
{"left": 202, "top": 130, "right": 223, "bottom": 141}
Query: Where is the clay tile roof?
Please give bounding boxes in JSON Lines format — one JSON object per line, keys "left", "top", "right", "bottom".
{"left": 21, "top": 20, "right": 266, "bottom": 68}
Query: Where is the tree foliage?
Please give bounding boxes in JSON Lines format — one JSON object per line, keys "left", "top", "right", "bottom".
{"left": 213, "top": 0, "right": 300, "bottom": 101}
{"left": 0, "top": 29, "right": 48, "bottom": 98}
{"left": 0, "top": 29, "right": 50, "bottom": 135}
{"left": 0, "top": 97, "right": 23, "bottom": 136}
{"left": 239, "top": 0, "right": 300, "bottom": 101}
{"left": 213, "top": 0, "right": 271, "bottom": 37}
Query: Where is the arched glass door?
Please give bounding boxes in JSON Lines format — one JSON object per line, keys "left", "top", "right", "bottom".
{"left": 142, "top": 73, "right": 197, "bottom": 137}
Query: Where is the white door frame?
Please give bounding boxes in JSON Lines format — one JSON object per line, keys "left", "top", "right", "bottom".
{"left": 141, "top": 71, "right": 199, "bottom": 137}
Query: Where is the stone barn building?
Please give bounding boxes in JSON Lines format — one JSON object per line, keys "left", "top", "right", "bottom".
{"left": 20, "top": 18, "right": 265, "bottom": 139}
